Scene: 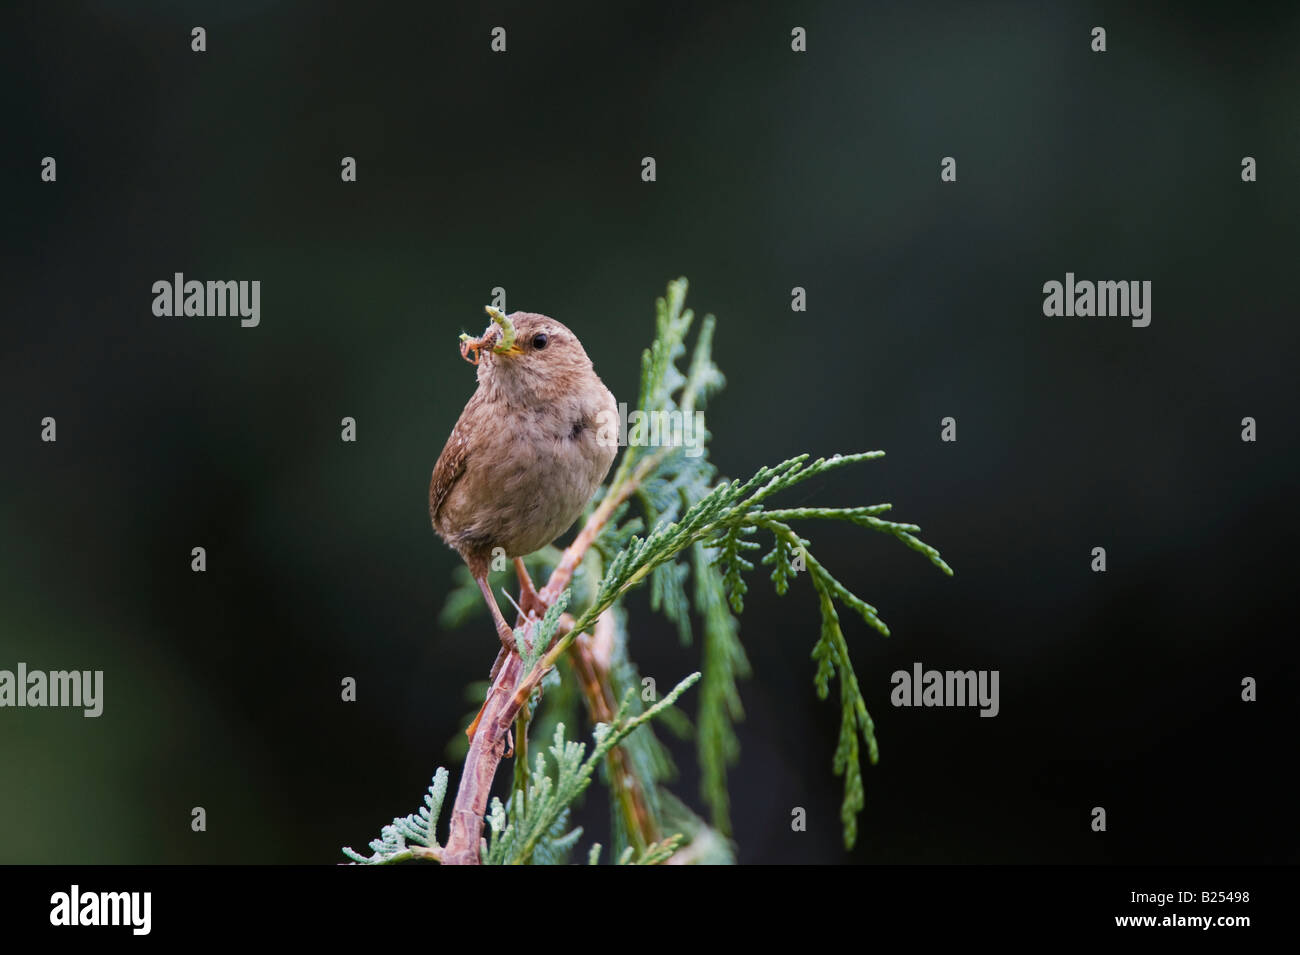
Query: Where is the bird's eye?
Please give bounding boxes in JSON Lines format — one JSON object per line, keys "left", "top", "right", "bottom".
{"left": 532, "top": 333, "right": 549, "bottom": 350}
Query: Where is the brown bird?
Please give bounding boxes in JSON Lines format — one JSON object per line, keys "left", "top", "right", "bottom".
{"left": 430, "top": 306, "right": 619, "bottom": 663}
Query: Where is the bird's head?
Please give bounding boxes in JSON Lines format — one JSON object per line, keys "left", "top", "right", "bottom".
{"left": 459, "top": 307, "right": 596, "bottom": 403}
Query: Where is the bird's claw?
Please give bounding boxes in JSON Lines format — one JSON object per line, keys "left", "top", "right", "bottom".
{"left": 519, "top": 591, "right": 548, "bottom": 620}
{"left": 513, "top": 557, "right": 549, "bottom": 619}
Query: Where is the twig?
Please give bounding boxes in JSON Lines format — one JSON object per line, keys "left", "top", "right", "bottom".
{"left": 440, "top": 459, "right": 651, "bottom": 865}
{"left": 571, "top": 613, "right": 658, "bottom": 854}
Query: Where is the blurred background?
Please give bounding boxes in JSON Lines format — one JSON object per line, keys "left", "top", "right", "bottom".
{"left": 1, "top": 1, "right": 1297, "bottom": 864}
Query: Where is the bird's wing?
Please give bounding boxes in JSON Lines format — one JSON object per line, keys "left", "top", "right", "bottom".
{"left": 429, "top": 408, "right": 473, "bottom": 525}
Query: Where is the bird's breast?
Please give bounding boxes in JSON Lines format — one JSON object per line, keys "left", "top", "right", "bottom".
{"left": 438, "top": 384, "right": 618, "bottom": 559}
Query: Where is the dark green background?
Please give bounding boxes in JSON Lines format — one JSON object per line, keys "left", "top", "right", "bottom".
{"left": 2, "top": 1, "right": 1296, "bottom": 863}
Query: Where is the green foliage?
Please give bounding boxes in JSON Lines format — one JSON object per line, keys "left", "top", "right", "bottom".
{"left": 601, "top": 604, "right": 680, "bottom": 858}
{"left": 532, "top": 282, "right": 951, "bottom": 850}
{"left": 650, "top": 559, "right": 692, "bottom": 644}
{"left": 406, "top": 276, "right": 952, "bottom": 863}
{"left": 481, "top": 672, "right": 701, "bottom": 865}
{"left": 621, "top": 837, "right": 683, "bottom": 865}
{"left": 342, "top": 768, "right": 449, "bottom": 865}
{"left": 526, "top": 659, "right": 579, "bottom": 770}
{"left": 516, "top": 589, "right": 569, "bottom": 674}
{"left": 693, "top": 541, "right": 747, "bottom": 834}
{"left": 557, "top": 446, "right": 949, "bottom": 847}
{"left": 586, "top": 836, "right": 684, "bottom": 866}
{"left": 342, "top": 676, "right": 699, "bottom": 865}
{"left": 658, "top": 789, "right": 736, "bottom": 864}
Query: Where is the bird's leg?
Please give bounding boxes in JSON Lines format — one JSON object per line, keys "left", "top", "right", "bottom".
{"left": 465, "top": 561, "right": 523, "bottom": 744}
{"left": 511, "top": 558, "right": 552, "bottom": 708}
{"left": 514, "top": 557, "right": 548, "bottom": 618}
{"left": 465, "top": 559, "right": 546, "bottom": 747}
{"left": 474, "top": 571, "right": 519, "bottom": 655}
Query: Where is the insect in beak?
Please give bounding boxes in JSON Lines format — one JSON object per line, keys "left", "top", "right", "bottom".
{"left": 459, "top": 334, "right": 487, "bottom": 365}
{"left": 459, "top": 306, "right": 519, "bottom": 365}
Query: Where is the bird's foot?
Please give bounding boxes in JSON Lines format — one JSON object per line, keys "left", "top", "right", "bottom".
{"left": 513, "top": 557, "right": 548, "bottom": 619}
{"left": 494, "top": 617, "right": 522, "bottom": 655}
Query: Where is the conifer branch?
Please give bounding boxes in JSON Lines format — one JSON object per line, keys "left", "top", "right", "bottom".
{"left": 348, "top": 278, "right": 952, "bottom": 864}
{"left": 341, "top": 768, "right": 449, "bottom": 865}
